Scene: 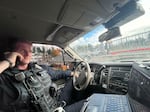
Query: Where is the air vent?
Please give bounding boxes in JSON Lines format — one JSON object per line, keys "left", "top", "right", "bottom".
{"left": 111, "top": 67, "right": 119, "bottom": 71}
{"left": 104, "top": 68, "right": 109, "bottom": 76}
{"left": 120, "top": 67, "right": 131, "bottom": 71}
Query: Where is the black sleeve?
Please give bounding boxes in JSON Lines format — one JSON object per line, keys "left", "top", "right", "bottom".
{"left": 40, "top": 65, "right": 72, "bottom": 81}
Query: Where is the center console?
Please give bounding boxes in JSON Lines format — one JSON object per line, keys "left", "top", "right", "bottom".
{"left": 101, "top": 66, "right": 131, "bottom": 94}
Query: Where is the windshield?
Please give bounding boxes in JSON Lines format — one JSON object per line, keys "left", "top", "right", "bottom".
{"left": 69, "top": 0, "right": 150, "bottom": 62}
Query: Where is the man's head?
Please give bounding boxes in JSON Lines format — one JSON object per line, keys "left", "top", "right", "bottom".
{"left": 10, "top": 38, "right": 33, "bottom": 66}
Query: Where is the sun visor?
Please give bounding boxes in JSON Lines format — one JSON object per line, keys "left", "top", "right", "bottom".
{"left": 57, "top": 0, "right": 129, "bottom": 29}
{"left": 103, "top": 1, "right": 145, "bottom": 28}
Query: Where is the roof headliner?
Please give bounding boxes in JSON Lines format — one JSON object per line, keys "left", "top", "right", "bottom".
{"left": 0, "top": 0, "right": 130, "bottom": 47}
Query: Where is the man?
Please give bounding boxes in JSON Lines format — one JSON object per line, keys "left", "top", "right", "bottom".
{"left": 0, "top": 38, "right": 85, "bottom": 112}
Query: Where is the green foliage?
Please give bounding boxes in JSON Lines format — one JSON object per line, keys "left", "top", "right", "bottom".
{"left": 36, "top": 47, "right": 42, "bottom": 53}
{"left": 47, "top": 49, "right": 51, "bottom": 55}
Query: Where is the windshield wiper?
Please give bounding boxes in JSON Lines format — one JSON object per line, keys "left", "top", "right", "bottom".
{"left": 142, "top": 60, "right": 150, "bottom": 62}
{"left": 119, "top": 60, "right": 135, "bottom": 62}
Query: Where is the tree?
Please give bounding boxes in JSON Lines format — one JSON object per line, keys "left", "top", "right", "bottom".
{"left": 87, "top": 44, "right": 93, "bottom": 52}
{"left": 32, "top": 46, "right": 36, "bottom": 53}
{"left": 47, "top": 48, "right": 51, "bottom": 55}
{"left": 36, "top": 46, "right": 42, "bottom": 53}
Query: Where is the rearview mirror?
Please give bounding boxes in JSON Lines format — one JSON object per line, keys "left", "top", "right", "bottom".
{"left": 99, "top": 27, "right": 121, "bottom": 42}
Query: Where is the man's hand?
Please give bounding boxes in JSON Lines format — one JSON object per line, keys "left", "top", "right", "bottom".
{"left": 4, "top": 52, "right": 23, "bottom": 67}
{"left": 71, "top": 71, "right": 79, "bottom": 78}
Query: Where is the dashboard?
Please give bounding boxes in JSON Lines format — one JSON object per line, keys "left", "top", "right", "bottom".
{"left": 85, "top": 62, "right": 150, "bottom": 111}
{"left": 89, "top": 63, "right": 132, "bottom": 94}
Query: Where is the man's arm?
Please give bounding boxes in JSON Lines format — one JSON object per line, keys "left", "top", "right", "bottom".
{"left": 0, "top": 52, "right": 23, "bottom": 74}
{"left": 40, "top": 64, "right": 73, "bottom": 81}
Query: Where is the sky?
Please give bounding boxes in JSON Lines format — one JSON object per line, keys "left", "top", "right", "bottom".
{"left": 70, "top": 25, "right": 106, "bottom": 47}
{"left": 70, "top": 0, "right": 150, "bottom": 47}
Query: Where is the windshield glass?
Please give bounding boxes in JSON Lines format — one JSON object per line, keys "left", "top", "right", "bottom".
{"left": 69, "top": 0, "right": 150, "bottom": 62}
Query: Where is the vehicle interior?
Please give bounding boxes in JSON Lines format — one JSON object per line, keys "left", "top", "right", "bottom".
{"left": 0, "top": 0, "right": 150, "bottom": 112}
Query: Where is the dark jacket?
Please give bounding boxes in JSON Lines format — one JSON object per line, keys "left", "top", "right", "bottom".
{"left": 0, "top": 63, "right": 57, "bottom": 112}
{"left": 40, "top": 64, "right": 72, "bottom": 81}
{"left": 0, "top": 64, "right": 36, "bottom": 112}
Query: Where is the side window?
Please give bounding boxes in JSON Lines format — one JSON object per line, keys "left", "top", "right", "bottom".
{"left": 32, "top": 43, "right": 74, "bottom": 70}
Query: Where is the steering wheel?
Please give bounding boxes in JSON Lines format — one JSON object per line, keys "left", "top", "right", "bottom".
{"left": 73, "top": 61, "right": 93, "bottom": 91}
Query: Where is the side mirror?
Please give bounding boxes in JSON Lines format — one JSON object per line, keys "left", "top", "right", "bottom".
{"left": 99, "top": 27, "right": 121, "bottom": 42}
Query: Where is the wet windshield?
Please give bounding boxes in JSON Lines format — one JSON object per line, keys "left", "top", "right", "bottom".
{"left": 69, "top": 0, "right": 150, "bottom": 62}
